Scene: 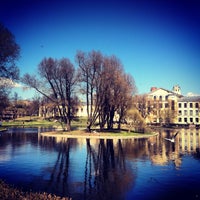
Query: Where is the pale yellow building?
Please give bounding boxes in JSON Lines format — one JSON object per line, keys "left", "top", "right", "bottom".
{"left": 145, "top": 85, "right": 200, "bottom": 126}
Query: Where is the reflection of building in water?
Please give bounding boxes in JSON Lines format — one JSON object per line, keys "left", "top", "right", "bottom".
{"left": 146, "top": 129, "right": 200, "bottom": 167}
{"left": 179, "top": 129, "right": 200, "bottom": 153}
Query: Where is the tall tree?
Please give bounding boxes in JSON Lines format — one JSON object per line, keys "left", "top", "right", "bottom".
{"left": 22, "top": 57, "right": 77, "bottom": 130}
{"left": 0, "top": 23, "right": 20, "bottom": 80}
{"left": 76, "top": 50, "right": 103, "bottom": 131}
{"left": 99, "top": 56, "right": 136, "bottom": 130}
{"left": 0, "top": 23, "right": 20, "bottom": 118}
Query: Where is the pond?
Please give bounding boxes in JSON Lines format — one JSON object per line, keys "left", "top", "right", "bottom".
{"left": 0, "top": 127, "right": 200, "bottom": 200}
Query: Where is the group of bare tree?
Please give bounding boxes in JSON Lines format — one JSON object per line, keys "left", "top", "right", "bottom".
{"left": 0, "top": 23, "right": 137, "bottom": 131}
{"left": 22, "top": 51, "right": 136, "bottom": 131}
{"left": 76, "top": 51, "right": 136, "bottom": 131}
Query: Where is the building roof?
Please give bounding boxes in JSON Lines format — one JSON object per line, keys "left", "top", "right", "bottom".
{"left": 178, "top": 96, "right": 200, "bottom": 102}
{"left": 148, "top": 87, "right": 182, "bottom": 98}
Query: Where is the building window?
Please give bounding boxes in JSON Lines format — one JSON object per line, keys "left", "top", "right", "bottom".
{"left": 178, "top": 110, "right": 182, "bottom": 115}
{"left": 159, "top": 96, "right": 162, "bottom": 101}
{"left": 184, "top": 103, "right": 187, "bottom": 108}
{"left": 165, "top": 103, "right": 169, "bottom": 108}
{"left": 154, "top": 96, "right": 156, "bottom": 100}
{"left": 190, "top": 110, "right": 193, "bottom": 116}
{"left": 196, "top": 110, "right": 199, "bottom": 116}
{"left": 190, "top": 118, "right": 193, "bottom": 123}
{"left": 196, "top": 118, "right": 199, "bottom": 123}
{"left": 159, "top": 103, "right": 162, "bottom": 108}
{"left": 190, "top": 103, "right": 193, "bottom": 108}
{"left": 178, "top": 103, "right": 182, "bottom": 108}
{"left": 184, "top": 118, "right": 187, "bottom": 123}
{"left": 195, "top": 103, "right": 199, "bottom": 108}
{"left": 179, "top": 118, "right": 182, "bottom": 122}
{"left": 184, "top": 110, "right": 187, "bottom": 115}
{"left": 171, "top": 100, "right": 175, "bottom": 110}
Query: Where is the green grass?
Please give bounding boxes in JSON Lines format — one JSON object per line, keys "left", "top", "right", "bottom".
{"left": 71, "top": 117, "right": 87, "bottom": 128}
{"left": 1, "top": 116, "right": 155, "bottom": 137}
{"left": 1, "top": 116, "right": 87, "bottom": 128}
{"left": 1, "top": 116, "right": 60, "bottom": 127}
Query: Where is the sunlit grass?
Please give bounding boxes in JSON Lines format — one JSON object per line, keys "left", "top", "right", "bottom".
{"left": 1, "top": 116, "right": 155, "bottom": 137}
{"left": 2, "top": 116, "right": 60, "bottom": 127}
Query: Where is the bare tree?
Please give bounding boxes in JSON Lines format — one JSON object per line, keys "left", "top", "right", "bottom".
{"left": 22, "top": 57, "right": 77, "bottom": 130}
{"left": 29, "top": 96, "right": 40, "bottom": 118}
{"left": 76, "top": 50, "right": 103, "bottom": 132}
{"left": 117, "top": 73, "right": 137, "bottom": 129}
{"left": 99, "top": 56, "right": 136, "bottom": 130}
{"left": 133, "top": 94, "right": 151, "bottom": 119}
{"left": 98, "top": 56, "right": 123, "bottom": 129}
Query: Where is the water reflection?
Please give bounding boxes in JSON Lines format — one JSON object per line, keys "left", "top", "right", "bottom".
{"left": 38, "top": 137, "right": 135, "bottom": 200}
{"left": 38, "top": 128, "right": 200, "bottom": 199}
{"left": 147, "top": 129, "right": 200, "bottom": 168}
{"left": 82, "top": 139, "right": 134, "bottom": 200}
{"left": 0, "top": 128, "right": 200, "bottom": 199}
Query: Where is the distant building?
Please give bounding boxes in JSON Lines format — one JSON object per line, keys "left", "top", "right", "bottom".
{"left": 39, "top": 101, "right": 88, "bottom": 118}
{"left": 177, "top": 96, "right": 200, "bottom": 125}
{"left": 145, "top": 85, "right": 200, "bottom": 126}
{"left": 74, "top": 101, "right": 88, "bottom": 117}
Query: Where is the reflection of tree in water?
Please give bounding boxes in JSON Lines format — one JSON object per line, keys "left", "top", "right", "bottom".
{"left": 84, "top": 139, "right": 134, "bottom": 200}
{"left": 39, "top": 137, "right": 78, "bottom": 198}
{"left": 38, "top": 138, "right": 135, "bottom": 199}
{"left": 48, "top": 139, "right": 71, "bottom": 196}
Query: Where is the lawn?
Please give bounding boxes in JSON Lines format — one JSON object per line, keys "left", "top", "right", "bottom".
{"left": 1, "top": 116, "right": 155, "bottom": 137}
{"left": 1, "top": 116, "right": 60, "bottom": 127}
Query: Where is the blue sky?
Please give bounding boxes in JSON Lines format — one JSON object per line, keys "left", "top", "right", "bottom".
{"left": 0, "top": 0, "right": 200, "bottom": 99}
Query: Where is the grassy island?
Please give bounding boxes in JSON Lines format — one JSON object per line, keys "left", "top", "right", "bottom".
{"left": 1, "top": 116, "right": 157, "bottom": 139}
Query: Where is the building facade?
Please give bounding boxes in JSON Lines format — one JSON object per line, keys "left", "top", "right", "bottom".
{"left": 177, "top": 96, "right": 200, "bottom": 125}
{"left": 145, "top": 85, "right": 200, "bottom": 126}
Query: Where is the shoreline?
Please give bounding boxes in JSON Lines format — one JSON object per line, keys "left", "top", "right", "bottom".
{"left": 0, "top": 179, "right": 71, "bottom": 200}
{"left": 41, "top": 130, "right": 158, "bottom": 139}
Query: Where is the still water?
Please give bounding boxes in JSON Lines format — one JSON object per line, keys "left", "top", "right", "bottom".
{"left": 0, "top": 127, "right": 200, "bottom": 200}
